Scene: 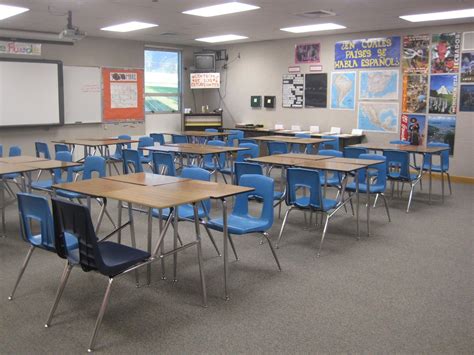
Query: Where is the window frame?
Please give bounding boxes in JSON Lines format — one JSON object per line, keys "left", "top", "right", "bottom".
{"left": 144, "top": 47, "right": 182, "bottom": 114}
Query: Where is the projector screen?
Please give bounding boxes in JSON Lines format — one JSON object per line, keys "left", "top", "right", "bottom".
{"left": 0, "top": 59, "right": 64, "bottom": 127}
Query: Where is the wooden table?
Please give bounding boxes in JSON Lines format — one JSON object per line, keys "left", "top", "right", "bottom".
{"left": 0, "top": 156, "right": 48, "bottom": 164}
{"left": 163, "top": 131, "right": 230, "bottom": 143}
{"left": 252, "top": 135, "right": 333, "bottom": 155}
{"left": 103, "top": 172, "right": 189, "bottom": 186}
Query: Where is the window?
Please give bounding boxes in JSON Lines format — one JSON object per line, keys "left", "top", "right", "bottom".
{"left": 144, "top": 48, "right": 181, "bottom": 113}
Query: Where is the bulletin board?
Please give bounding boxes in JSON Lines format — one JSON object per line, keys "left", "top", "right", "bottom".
{"left": 102, "top": 67, "right": 144, "bottom": 121}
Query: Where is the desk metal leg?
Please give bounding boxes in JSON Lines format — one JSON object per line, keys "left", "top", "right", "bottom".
{"left": 117, "top": 200, "right": 122, "bottom": 244}
{"left": 158, "top": 208, "right": 166, "bottom": 280}
{"left": 173, "top": 207, "right": 178, "bottom": 282}
{"left": 128, "top": 202, "right": 140, "bottom": 287}
{"left": 147, "top": 207, "right": 153, "bottom": 285}
{"left": 1, "top": 178, "right": 5, "bottom": 238}
{"left": 428, "top": 154, "right": 432, "bottom": 204}
{"left": 366, "top": 169, "right": 370, "bottom": 237}
{"left": 441, "top": 171, "right": 445, "bottom": 203}
{"left": 355, "top": 172, "right": 360, "bottom": 239}
{"left": 222, "top": 198, "right": 229, "bottom": 301}
{"left": 193, "top": 203, "right": 207, "bottom": 307}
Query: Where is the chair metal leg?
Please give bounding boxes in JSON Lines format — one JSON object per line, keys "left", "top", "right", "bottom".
{"left": 8, "top": 245, "right": 35, "bottom": 300}
{"left": 228, "top": 233, "right": 239, "bottom": 261}
{"left": 262, "top": 232, "right": 281, "bottom": 271}
{"left": 117, "top": 201, "right": 122, "bottom": 244}
{"left": 373, "top": 193, "right": 379, "bottom": 208}
{"left": 380, "top": 193, "right": 391, "bottom": 222}
{"left": 45, "top": 262, "right": 73, "bottom": 327}
{"left": 406, "top": 183, "right": 415, "bottom": 213}
{"left": 391, "top": 180, "right": 395, "bottom": 198}
{"left": 276, "top": 206, "right": 293, "bottom": 248}
{"left": 447, "top": 173, "right": 452, "bottom": 195}
{"left": 88, "top": 278, "right": 114, "bottom": 353}
{"left": 317, "top": 214, "right": 330, "bottom": 258}
{"left": 95, "top": 202, "right": 106, "bottom": 234}
{"left": 348, "top": 192, "right": 354, "bottom": 216}
{"left": 203, "top": 223, "right": 221, "bottom": 256}
{"left": 193, "top": 204, "right": 208, "bottom": 308}
{"left": 127, "top": 203, "right": 140, "bottom": 287}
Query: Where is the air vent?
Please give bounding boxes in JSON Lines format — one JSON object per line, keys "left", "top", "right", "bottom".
{"left": 297, "top": 10, "right": 336, "bottom": 19}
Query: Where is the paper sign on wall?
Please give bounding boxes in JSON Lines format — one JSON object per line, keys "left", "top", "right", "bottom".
{"left": 0, "top": 41, "right": 41, "bottom": 56}
{"left": 190, "top": 73, "right": 221, "bottom": 89}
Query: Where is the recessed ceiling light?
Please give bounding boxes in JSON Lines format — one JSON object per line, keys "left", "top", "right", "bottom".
{"left": 101, "top": 21, "right": 158, "bottom": 32}
{"left": 0, "top": 4, "right": 29, "bottom": 20}
{"left": 195, "top": 34, "right": 248, "bottom": 43}
{"left": 280, "top": 23, "right": 346, "bottom": 33}
{"left": 400, "top": 8, "right": 474, "bottom": 22}
{"left": 183, "top": 2, "right": 259, "bottom": 17}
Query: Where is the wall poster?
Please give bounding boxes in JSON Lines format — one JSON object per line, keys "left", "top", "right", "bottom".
{"left": 330, "top": 71, "right": 356, "bottom": 110}
{"left": 427, "top": 115, "right": 456, "bottom": 154}
{"left": 359, "top": 70, "right": 399, "bottom": 100}
{"left": 428, "top": 74, "right": 458, "bottom": 114}
{"left": 304, "top": 73, "right": 327, "bottom": 108}
{"left": 400, "top": 113, "right": 426, "bottom": 146}
{"left": 295, "top": 43, "right": 320, "bottom": 64}
{"left": 402, "top": 34, "right": 430, "bottom": 74}
{"left": 459, "top": 84, "right": 474, "bottom": 112}
{"left": 461, "top": 52, "right": 474, "bottom": 82}
{"left": 357, "top": 102, "right": 399, "bottom": 133}
{"left": 402, "top": 74, "right": 428, "bottom": 113}
{"left": 431, "top": 32, "right": 461, "bottom": 73}
{"left": 282, "top": 74, "right": 304, "bottom": 108}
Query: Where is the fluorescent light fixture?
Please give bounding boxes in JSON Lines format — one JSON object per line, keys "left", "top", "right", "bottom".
{"left": 195, "top": 34, "right": 248, "bottom": 43}
{"left": 280, "top": 23, "right": 346, "bottom": 33}
{"left": 400, "top": 8, "right": 474, "bottom": 22}
{"left": 183, "top": 2, "right": 259, "bottom": 17}
{"left": 101, "top": 21, "right": 158, "bottom": 32}
{"left": 0, "top": 4, "right": 29, "bottom": 20}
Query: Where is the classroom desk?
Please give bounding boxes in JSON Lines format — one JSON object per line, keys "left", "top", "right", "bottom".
{"left": 53, "top": 175, "right": 253, "bottom": 301}
{"left": 0, "top": 156, "right": 48, "bottom": 164}
{"left": 349, "top": 143, "right": 450, "bottom": 203}
{"left": 252, "top": 135, "right": 333, "bottom": 155}
{"left": 103, "top": 172, "right": 189, "bottom": 186}
{"left": 163, "top": 131, "right": 230, "bottom": 144}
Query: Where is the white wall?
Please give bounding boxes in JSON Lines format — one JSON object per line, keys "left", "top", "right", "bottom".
{"left": 199, "top": 23, "right": 474, "bottom": 177}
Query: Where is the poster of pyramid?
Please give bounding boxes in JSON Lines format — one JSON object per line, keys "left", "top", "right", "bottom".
{"left": 428, "top": 74, "right": 458, "bottom": 114}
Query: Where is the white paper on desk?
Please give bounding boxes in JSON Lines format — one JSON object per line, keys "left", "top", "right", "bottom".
{"left": 111, "top": 82, "right": 138, "bottom": 108}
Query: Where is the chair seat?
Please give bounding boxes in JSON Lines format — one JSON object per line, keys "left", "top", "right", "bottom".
{"left": 320, "top": 175, "right": 340, "bottom": 187}
{"left": 98, "top": 241, "right": 150, "bottom": 277}
{"left": 207, "top": 215, "right": 270, "bottom": 234}
{"left": 387, "top": 172, "right": 419, "bottom": 181}
{"left": 31, "top": 180, "right": 53, "bottom": 190}
{"left": 2, "top": 173, "right": 20, "bottom": 180}
{"left": 30, "top": 232, "right": 78, "bottom": 253}
{"left": 72, "top": 165, "right": 84, "bottom": 173}
{"left": 293, "top": 196, "right": 338, "bottom": 211}
{"left": 152, "top": 204, "right": 206, "bottom": 220}
{"left": 55, "top": 189, "right": 85, "bottom": 199}
{"left": 140, "top": 156, "right": 152, "bottom": 164}
{"left": 420, "top": 163, "right": 446, "bottom": 172}
{"left": 108, "top": 153, "right": 122, "bottom": 161}
{"left": 346, "top": 182, "right": 385, "bottom": 194}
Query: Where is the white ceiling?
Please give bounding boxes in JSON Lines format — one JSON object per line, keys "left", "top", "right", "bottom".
{"left": 0, "top": 0, "right": 473, "bottom": 46}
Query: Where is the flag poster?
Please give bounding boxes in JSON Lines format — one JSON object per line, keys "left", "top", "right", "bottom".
{"left": 400, "top": 114, "right": 426, "bottom": 146}
{"left": 402, "top": 75, "right": 428, "bottom": 113}
{"left": 429, "top": 74, "right": 458, "bottom": 114}
{"left": 402, "top": 34, "right": 430, "bottom": 74}
{"left": 431, "top": 32, "right": 461, "bottom": 73}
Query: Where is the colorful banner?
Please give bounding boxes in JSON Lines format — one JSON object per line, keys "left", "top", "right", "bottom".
{"left": 431, "top": 32, "right": 461, "bottom": 73}
{"left": 402, "top": 75, "right": 428, "bottom": 113}
{"left": 461, "top": 52, "right": 474, "bottom": 82}
{"left": 334, "top": 36, "right": 400, "bottom": 69}
{"left": 0, "top": 41, "right": 41, "bottom": 56}
{"left": 400, "top": 114, "right": 426, "bottom": 146}
{"left": 428, "top": 115, "right": 456, "bottom": 155}
{"left": 295, "top": 43, "right": 320, "bottom": 64}
{"left": 429, "top": 74, "right": 458, "bottom": 114}
{"left": 402, "top": 34, "right": 430, "bottom": 74}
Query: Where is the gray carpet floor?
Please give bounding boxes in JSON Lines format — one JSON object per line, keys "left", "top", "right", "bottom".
{"left": 0, "top": 174, "right": 473, "bottom": 354}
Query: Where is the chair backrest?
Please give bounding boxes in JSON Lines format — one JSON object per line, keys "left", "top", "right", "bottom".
{"left": 204, "top": 140, "right": 226, "bottom": 167}
{"left": 18, "top": 193, "right": 55, "bottom": 251}
{"left": 267, "top": 141, "right": 288, "bottom": 155}
{"left": 54, "top": 144, "right": 70, "bottom": 156}
{"left": 236, "top": 143, "right": 259, "bottom": 162}
{"left": 389, "top": 140, "right": 410, "bottom": 145}
{"left": 318, "top": 149, "right": 343, "bottom": 158}
{"left": 52, "top": 198, "right": 103, "bottom": 272}
{"left": 113, "top": 134, "right": 132, "bottom": 159}
{"left": 152, "top": 152, "right": 176, "bottom": 176}
{"left": 83, "top": 156, "right": 106, "bottom": 180}
{"left": 344, "top": 147, "right": 368, "bottom": 158}
{"left": 172, "top": 134, "right": 188, "bottom": 144}
{"left": 9, "top": 146, "right": 21, "bottom": 157}
{"left": 293, "top": 133, "right": 313, "bottom": 153}
{"left": 427, "top": 142, "right": 449, "bottom": 170}
{"left": 320, "top": 136, "right": 339, "bottom": 151}
{"left": 234, "top": 162, "right": 263, "bottom": 185}
{"left": 53, "top": 151, "right": 74, "bottom": 183}
{"left": 383, "top": 150, "right": 410, "bottom": 179}
{"left": 239, "top": 138, "right": 257, "bottom": 145}
{"left": 138, "top": 136, "right": 154, "bottom": 157}
{"left": 118, "top": 134, "right": 132, "bottom": 148}
{"left": 181, "top": 167, "right": 211, "bottom": 215}
{"left": 227, "top": 130, "right": 244, "bottom": 146}
{"left": 150, "top": 133, "right": 165, "bottom": 145}
{"left": 122, "top": 149, "right": 143, "bottom": 174}
{"left": 205, "top": 128, "right": 218, "bottom": 133}
{"left": 286, "top": 168, "right": 323, "bottom": 209}
{"left": 233, "top": 174, "right": 274, "bottom": 231}
{"left": 358, "top": 154, "right": 387, "bottom": 189}
{"left": 35, "top": 142, "right": 51, "bottom": 159}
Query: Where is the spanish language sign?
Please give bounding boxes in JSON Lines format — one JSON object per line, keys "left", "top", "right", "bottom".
{"left": 334, "top": 36, "right": 400, "bottom": 69}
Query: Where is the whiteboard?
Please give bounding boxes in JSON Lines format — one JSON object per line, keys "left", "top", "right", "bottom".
{"left": 64, "top": 66, "right": 101, "bottom": 124}
{"left": 0, "top": 60, "right": 62, "bottom": 127}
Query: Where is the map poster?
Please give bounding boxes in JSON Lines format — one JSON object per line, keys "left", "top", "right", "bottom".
{"left": 428, "top": 115, "right": 456, "bottom": 155}
{"left": 429, "top": 74, "right": 458, "bottom": 114}
{"left": 431, "top": 32, "right": 461, "bottom": 74}
{"left": 334, "top": 36, "right": 401, "bottom": 69}
{"left": 459, "top": 84, "right": 474, "bottom": 112}
{"left": 282, "top": 74, "right": 304, "bottom": 108}
{"left": 402, "top": 74, "right": 428, "bottom": 113}
{"left": 330, "top": 71, "right": 356, "bottom": 110}
{"left": 400, "top": 114, "right": 427, "bottom": 146}
{"left": 295, "top": 43, "right": 320, "bottom": 64}
{"left": 402, "top": 34, "right": 430, "bottom": 74}
{"left": 305, "top": 73, "right": 327, "bottom": 108}
{"left": 357, "top": 102, "right": 399, "bottom": 133}
{"left": 359, "top": 70, "right": 399, "bottom": 100}
{"left": 460, "top": 52, "right": 474, "bottom": 82}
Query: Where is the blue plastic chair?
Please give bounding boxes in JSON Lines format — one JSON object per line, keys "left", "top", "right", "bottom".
{"left": 2, "top": 146, "right": 22, "bottom": 181}
{"left": 318, "top": 149, "right": 343, "bottom": 188}
{"left": 110, "top": 134, "right": 131, "bottom": 160}
{"left": 277, "top": 168, "right": 345, "bottom": 256}
{"left": 267, "top": 141, "right": 288, "bottom": 155}
{"left": 137, "top": 136, "right": 154, "bottom": 166}
{"left": 8, "top": 193, "right": 78, "bottom": 300}
{"left": 344, "top": 147, "right": 368, "bottom": 158}
{"left": 292, "top": 133, "right": 313, "bottom": 154}
{"left": 220, "top": 143, "right": 260, "bottom": 177}
{"left": 320, "top": 136, "right": 340, "bottom": 151}
{"left": 47, "top": 197, "right": 151, "bottom": 352}
{"left": 420, "top": 142, "right": 452, "bottom": 196}
{"left": 203, "top": 140, "right": 227, "bottom": 182}
{"left": 389, "top": 140, "right": 410, "bottom": 145}
{"left": 150, "top": 133, "right": 165, "bottom": 145}
{"left": 122, "top": 149, "right": 144, "bottom": 174}
{"left": 205, "top": 128, "right": 218, "bottom": 133}
{"left": 54, "top": 144, "right": 70, "bottom": 155}
{"left": 383, "top": 150, "right": 422, "bottom": 213}
{"left": 172, "top": 134, "right": 188, "bottom": 144}
{"left": 227, "top": 130, "right": 244, "bottom": 147}
{"left": 239, "top": 138, "right": 257, "bottom": 145}
{"left": 31, "top": 151, "right": 75, "bottom": 192}
{"left": 152, "top": 152, "right": 176, "bottom": 176}
{"left": 207, "top": 174, "right": 281, "bottom": 269}
{"left": 35, "top": 142, "right": 51, "bottom": 159}
{"left": 9, "top": 146, "right": 21, "bottom": 157}
{"left": 345, "top": 154, "right": 391, "bottom": 221}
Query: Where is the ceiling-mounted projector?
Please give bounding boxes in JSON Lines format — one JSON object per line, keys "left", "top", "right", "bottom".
{"left": 59, "top": 10, "right": 86, "bottom": 41}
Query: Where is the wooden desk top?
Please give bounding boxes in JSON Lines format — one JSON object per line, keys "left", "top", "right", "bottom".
{"left": 183, "top": 131, "right": 230, "bottom": 137}
{"left": 0, "top": 162, "right": 41, "bottom": 175}
{"left": 0, "top": 156, "right": 48, "bottom": 164}
{"left": 52, "top": 139, "right": 137, "bottom": 146}
{"left": 143, "top": 144, "right": 248, "bottom": 155}
{"left": 293, "top": 159, "right": 366, "bottom": 173}
{"left": 349, "top": 143, "right": 449, "bottom": 154}
{"left": 155, "top": 179, "right": 254, "bottom": 199}
{"left": 53, "top": 178, "right": 132, "bottom": 197}
{"left": 277, "top": 153, "right": 334, "bottom": 161}
{"left": 248, "top": 155, "right": 320, "bottom": 167}
{"left": 24, "top": 160, "right": 82, "bottom": 170}
{"left": 252, "top": 135, "right": 331, "bottom": 144}
{"left": 103, "top": 173, "right": 189, "bottom": 186}
{"left": 330, "top": 157, "right": 385, "bottom": 166}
